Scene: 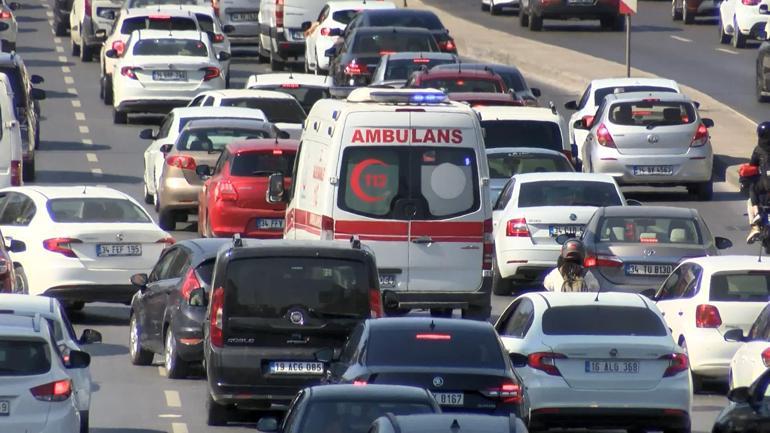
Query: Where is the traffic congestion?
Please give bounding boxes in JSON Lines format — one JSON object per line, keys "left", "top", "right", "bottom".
{"left": 0, "top": 0, "right": 769, "bottom": 432}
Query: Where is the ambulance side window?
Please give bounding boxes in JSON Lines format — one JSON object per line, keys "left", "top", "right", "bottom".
{"left": 289, "top": 141, "right": 303, "bottom": 201}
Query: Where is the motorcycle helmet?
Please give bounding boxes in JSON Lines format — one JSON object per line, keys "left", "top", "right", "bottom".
{"left": 758, "top": 122, "right": 770, "bottom": 151}
{"left": 560, "top": 238, "right": 586, "bottom": 263}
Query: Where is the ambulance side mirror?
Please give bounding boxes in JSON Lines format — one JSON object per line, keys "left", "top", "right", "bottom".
{"left": 267, "top": 173, "right": 286, "bottom": 203}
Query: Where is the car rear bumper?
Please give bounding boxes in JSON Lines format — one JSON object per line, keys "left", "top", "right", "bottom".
{"left": 209, "top": 206, "right": 285, "bottom": 239}
{"left": 116, "top": 99, "right": 191, "bottom": 114}
{"left": 530, "top": 407, "right": 690, "bottom": 431}
{"left": 498, "top": 247, "right": 559, "bottom": 279}
{"left": 158, "top": 177, "right": 200, "bottom": 211}
{"left": 44, "top": 284, "right": 137, "bottom": 304}
{"left": 591, "top": 270, "right": 666, "bottom": 294}
{"left": 591, "top": 152, "right": 713, "bottom": 185}
{"left": 684, "top": 328, "right": 740, "bottom": 378}
{"left": 382, "top": 277, "right": 492, "bottom": 311}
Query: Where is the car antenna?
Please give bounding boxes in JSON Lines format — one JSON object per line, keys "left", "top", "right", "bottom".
{"left": 594, "top": 284, "right": 601, "bottom": 302}
{"left": 82, "top": 185, "right": 87, "bottom": 194}
{"left": 548, "top": 101, "right": 557, "bottom": 114}
{"left": 450, "top": 419, "right": 460, "bottom": 433}
{"left": 233, "top": 233, "right": 242, "bottom": 247}
{"left": 457, "top": 60, "right": 461, "bottom": 74}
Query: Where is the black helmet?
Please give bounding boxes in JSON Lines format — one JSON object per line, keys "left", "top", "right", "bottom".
{"left": 758, "top": 122, "right": 770, "bottom": 140}
{"left": 560, "top": 238, "right": 585, "bottom": 263}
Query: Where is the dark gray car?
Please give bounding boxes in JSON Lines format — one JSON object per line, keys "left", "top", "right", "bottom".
{"left": 581, "top": 206, "right": 732, "bottom": 293}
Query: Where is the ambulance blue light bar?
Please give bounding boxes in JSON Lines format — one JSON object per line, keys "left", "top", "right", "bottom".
{"left": 369, "top": 90, "right": 447, "bottom": 104}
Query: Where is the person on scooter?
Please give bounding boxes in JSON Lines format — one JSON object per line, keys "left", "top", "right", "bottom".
{"left": 543, "top": 238, "right": 600, "bottom": 292}
{"left": 746, "top": 122, "right": 770, "bottom": 243}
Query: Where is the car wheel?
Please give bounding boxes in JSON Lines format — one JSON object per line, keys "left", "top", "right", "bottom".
{"left": 206, "top": 393, "right": 229, "bottom": 426}
{"left": 383, "top": 305, "right": 410, "bottom": 316}
{"left": 528, "top": 12, "right": 543, "bottom": 30}
{"left": 143, "top": 182, "right": 153, "bottom": 204}
{"left": 103, "top": 76, "right": 113, "bottom": 105}
{"left": 718, "top": 16, "right": 730, "bottom": 44}
{"left": 689, "top": 180, "right": 713, "bottom": 201}
{"left": 732, "top": 18, "right": 747, "bottom": 47}
{"left": 79, "top": 32, "right": 93, "bottom": 62}
{"left": 519, "top": 6, "right": 530, "bottom": 26}
{"left": 22, "top": 158, "right": 35, "bottom": 182}
{"left": 54, "top": 19, "right": 68, "bottom": 36}
{"left": 683, "top": 4, "right": 694, "bottom": 24}
{"left": 158, "top": 209, "right": 176, "bottom": 231}
{"left": 490, "top": 0, "right": 500, "bottom": 15}
{"left": 758, "top": 72, "right": 770, "bottom": 102}
{"left": 113, "top": 108, "right": 127, "bottom": 124}
{"left": 164, "top": 326, "right": 188, "bottom": 379}
{"left": 13, "top": 265, "right": 27, "bottom": 294}
{"left": 481, "top": 0, "right": 490, "bottom": 10}
{"left": 492, "top": 259, "right": 511, "bottom": 295}
{"left": 269, "top": 48, "right": 284, "bottom": 71}
{"left": 79, "top": 410, "right": 89, "bottom": 433}
{"left": 611, "top": 15, "right": 625, "bottom": 31}
{"left": 680, "top": 339, "right": 703, "bottom": 393}
{"left": 672, "top": 0, "right": 682, "bottom": 20}
{"left": 34, "top": 122, "right": 40, "bottom": 150}
{"left": 129, "top": 314, "right": 154, "bottom": 366}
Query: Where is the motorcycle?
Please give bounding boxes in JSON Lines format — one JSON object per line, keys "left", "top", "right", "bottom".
{"left": 738, "top": 163, "right": 770, "bottom": 255}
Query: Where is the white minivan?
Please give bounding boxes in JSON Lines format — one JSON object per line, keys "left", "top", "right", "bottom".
{"left": 0, "top": 72, "right": 24, "bottom": 187}
{"left": 267, "top": 88, "right": 494, "bottom": 319}
{"left": 259, "top": 0, "right": 327, "bottom": 70}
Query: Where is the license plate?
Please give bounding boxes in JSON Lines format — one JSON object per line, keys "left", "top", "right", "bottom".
{"left": 97, "top": 244, "right": 142, "bottom": 257}
{"left": 152, "top": 70, "right": 187, "bottom": 81}
{"left": 269, "top": 361, "right": 324, "bottom": 375}
{"left": 434, "top": 392, "right": 464, "bottom": 406}
{"left": 231, "top": 12, "right": 258, "bottom": 21}
{"left": 0, "top": 400, "right": 8, "bottom": 416}
{"left": 585, "top": 360, "right": 640, "bottom": 374}
{"left": 379, "top": 274, "right": 396, "bottom": 289}
{"left": 633, "top": 165, "right": 673, "bottom": 176}
{"left": 549, "top": 224, "right": 584, "bottom": 237}
{"left": 625, "top": 263, "right": 673, "bottom": 276}
{"left": 256, "top": 218, "right": 284, "bottom": 230}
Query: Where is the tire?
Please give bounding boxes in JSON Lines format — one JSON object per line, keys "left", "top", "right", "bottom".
{"left": 79, "top": 410, "right": 89, "bottom": 433}
{"left": 113, "top": 108, "right": 127, "bottom": 124}
{"left": 683, "top": 5, "right": 694, "bottom": 24}
{"left": 481, "top": 0, "right": 490, "bottom": 10}
{"left": 519, "top": 7, "right": 530, "bottom": 26}
{"left": 13, "top": 265, "right": 27, "bottom": 294}
{"left": 672, "top": 0, "right": 682, "bottom": 20}
{"left": 269, "top": 48, "right": 284, "bottom": 71}
{"left": 611, "top": 15, "right": 625, "bottom": 31}
{"left": 79, "top": 34, "right": 93, "bottom": 62}
{"left": 71, "top": 37, "right": 80, "bottom": 57}
{"left": 164, "top": 326, "right": 188, "bottom": 379}
{"left": 158, "top": 209, "right": 176, "bottom": 231}
{"left": 129, "top": 314, "right": 154, "bottom": 366}
{"left": 718, "top": 17, "right": 730, "bottom": 44}
{"left": 690, "top": 180, "right": 713, "bottom": 201}
{"left": 103, "top": 76, "right": 113, "bottom": 105}
{"left": 384, "top": 306, "right": 410, "bottom": 316}
{"left": 757, "top": 72, "right": 769, "bottom": 102}
{"left": 680, "top": 339, "right": 703, "bottom": 393}
{"left": 22, "top": 158, "right": 34, "bottom": 182}
{"left": 490, "top": 0, "right": 500, "bottom": 14}
{"left": 732, "top": 19, "right": 747, "bottom": 48}
{"left": 462, "top": 304, "right": 492, "bottom": 321}
{"left": 492, "top": 259, "right": 511, "bottom": 296}
{"left": 528, "top": 12, "right": 543, "bottom": 31}
{"left": 143, "top": 183, "right": 153, "bottom": 204}
{"left": 206, "top": 393, "right": 229, "bottom": 426}
{"left": 34, "top": 123, "right": 40, "bottom": 150}
{"left": 54, "top": 19, "right": 68, "bottom": 37}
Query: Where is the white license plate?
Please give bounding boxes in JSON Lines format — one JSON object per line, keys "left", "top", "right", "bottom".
{"left": 633, "top": 165, "right": 673, "bottom": 176}
{"left": 585, "top": 360, "right": 640, "bottom": 374}
{"left": 231, "top": 12, "right": 258, "bottom": 21}
{"left": 256, "top": 218, "right": 284, "bottom": 230}
{"left": 269, "top": 361, "right": 324, "bottom": 375}
{"left": 549, "top": 224, "right": 584, "bottom": 237}
{"left": 97, "top": 244, "right": 142, "bottom": 257}
{"left": 153, "top": 70, "right": 187, "bottom": 81}
{"left": 379, "top": 274, "right": 396, "bottom": 289}
{"left": 625, "top": 263, "right": 673, "bottom": 276}
{"left": 0, "top": 400, "right": 8, "bottom": 416}
{"left": 434, "top": 392, "right": 464, "bottom": 406}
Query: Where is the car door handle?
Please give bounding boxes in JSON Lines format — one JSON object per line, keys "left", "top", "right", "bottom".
{"left": 411, "top": 236, "right": 433, "bottom": 245}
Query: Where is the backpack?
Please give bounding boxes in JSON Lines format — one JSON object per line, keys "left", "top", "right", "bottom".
{"left": 561, "top": 270, "right": 587, "bottom": 292}
{"left": 756, "top": 149, "right": 770, "bottom": 193}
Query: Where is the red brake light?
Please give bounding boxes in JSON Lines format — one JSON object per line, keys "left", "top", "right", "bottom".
{"left": 660, "top": 353, "right": 688, "bottom": 377}
{"left": 596, "top": 123, "right": 616, "bottom": 148}
{"left": 353, "top": 380, "right": 367, "bottom": 386}
{"left": 740, "top": 163, "right": 760, "bottom": 177}
{"left": 10, "top": 160, "right": 20, "bottom": 186}
{"left": 272, "top": 149, "right": 284, "bottom": 155}
{"left": 743, "top": 0, "right": 760, "bottom": 5}
{"left": 281, "top": 83, "right": 300, "bottom": 89}
{"left": 438, "top": 39, "right": 456, "bottom": 52}
{"left": 148, "top": 14, "right": 171, "bottom": 19}
{"left": 121, "top": 66, "right": 140, "bottom": 80}
{"left": 416, "top": 333, "right": 452, "bottom": 340}
{"left": 166, "top": 155, "right": 197, "bottom": 171}
{"left": 275, "top": 0, "right": 284, "bottom": 28}
{"left": 369, "top": 288, "right": 383, "bottom": 318}
{"left": 84, "top": 0, "right": 91, "bottom": 16}
{"left": 584, "top": 254, "right": 623, "bottom": 268}
{"left": 215, "top": 181, "right": 238, "bottom": 202}
{"left": 690, "top": 123, "right": 709, "bottom": 147}
{"left": 213, "top": 34, "right": 225, "bottom": 43}
{"left": 31, "top": 379, "right": 72, "bottom": 401}
{"left": 528, "top": 352, "right": 566, "bottom": 376}
{"left": 695, "top": 304, "right": 722, "bottom": 328}
{"left": 413, "top": 58, "right": 431, "bottom": 63}
{"left": 156, "top": 237, "right": 175, "bottom": 246}
{"left": 179, "top": 267, "right": 201, "bottom": 302}
{"left": 483, "top": 218, "right": 493, "bottom": 271}
{"left": 201, "top": 67, "right": 221, "bottom": 81}
{"left": 344, "top": 61, "right": 368, "bottom": 76}
{"left": 112, "top": 40, "right": 126, "bottom": 56}
{"left": 320, "top": 27, "right": 331, "bottom": 36}
{"left": 506, "top": 218, "right": 529, "bottom": 237}
{"left": 209, "top": 286, "right": 224, "bottom": 348}
{"left": 481, "top": 381, "right": 522, "bottom": 404}
{"left": 379, "top": 50, "right": 396, "bottom": 56}
{"left": 761, "top": 348, "right": 770, "bottom": 367}
{"left": 0, "top": 10, "right": 12, "bottom": 19}
{"left": 43, "top": 238, "right": 82, "bottom": 258}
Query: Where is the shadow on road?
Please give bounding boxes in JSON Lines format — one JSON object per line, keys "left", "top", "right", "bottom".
{"left": 70, "top": 305, "right": 130, "bottom": 326}
{"left": 25, "top": 58, "right": 74, "bottom": 67}
{"left": 41, "top": 140, "right": 112, "bottom": 151}
{"left": 44, "top": 89, "right": 79, "bottom": 99}
{"left": 35, "top": 170, "right": 142, "bottom": 184}
{"left": 85, "top": 343, "right": 129, "bottom": 357}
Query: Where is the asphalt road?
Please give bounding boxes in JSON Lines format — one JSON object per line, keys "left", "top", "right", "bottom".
{"left": 12, "top": 0, "right": 765, "bottom": 431}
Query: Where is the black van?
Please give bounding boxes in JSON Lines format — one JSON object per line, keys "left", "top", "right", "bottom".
{"left": 201, "top": 238, "right": 381, "bottom": 426}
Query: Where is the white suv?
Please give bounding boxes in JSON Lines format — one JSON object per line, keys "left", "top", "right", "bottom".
{"left": 718, "top": 0, "right": 769, "bottom": 47}
{"left": 69, "top": 0, "right": 122, "bottom": 62}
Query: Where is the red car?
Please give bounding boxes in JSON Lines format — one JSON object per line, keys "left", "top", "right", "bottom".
{"left": 197, "top": 139, "right": 298, "bottom": 239}
{"left": 405, "top": 69, "right": 508, "bottom": 93}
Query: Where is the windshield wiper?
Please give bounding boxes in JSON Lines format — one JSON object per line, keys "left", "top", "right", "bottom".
{"left": 645, "top": 120, "right": 669, "bottom": 130}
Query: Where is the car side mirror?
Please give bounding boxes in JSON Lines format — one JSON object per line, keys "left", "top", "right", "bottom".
{"left": 139, "top": 128, "right": 156, "bottom": 140}
{"left": 715, "top": 236, "right": 733, "bottom": 250}
{"left": 325, "top": 47, "right": 337, "bottom": 58}
{"left": 257, "top": 416, "right": 280, "bottom": 433}
{"left": 30, "top": 88, "right": 45, "bottom": 101}
{"left": 761, "top": 3, "right": 769, "bottom": 13}
{"left": 222, "top": 24, "right": 235, "bottom": 34}
{"left": 702, "top": 118, "right": 715, "bottom": 128}
{"left": 724, "top": 328, "right": 745, "bottom": 342}
{"left": 160, "top": 144, "right": 173, "bottom": 154}
{"left": 8, "top": 2, "right": 18, "bottom": 10}
{"left": 276, "top": 129, "right": 290, "bottom": 139}
{"left": 639, "top": 288, "right": 657, "bottom": 300}
{"left": 30, "top": 74, "right": 44, "bottom": 85}
{"left": 267, "top": 172, "right": 286, "bottom": 203}
{"left": 625, "top": 199, "right": 643, "bottom": 206}
{"left": 217, "top": 51, "right": 231, "bottom": 62}
{"left": 728, "top": 386, "right": 751, "bottom": 404}
{"left": 301, "top": 21, "right": 312, "bottom": 31}
{"left": 530, "top": 87, "right": 541, "bottom": 97}
{"left": 196, "top": 164, "right": 212, "bottom": 179}
{"left": 79, "top": 329, "right": 102, "bottom": 345}
{"left": 130, "top": 273, "right": 148, "bottom": 287}
{"left": 8, "top": 239, "right": 25, "bottom": 253}
{"left": 554, "top": 233, "right": 575, "bottom": 245}
{"left": 188, "top": 287, "right": 207, "bottom": 306}
{"left": 104, "top": 49, "right": 117, "bottom": 59}
{"left": 95, "top": 28, "right": 108, "bottom": 38}
{"left": 66, "top": 350, "right": 91, "bottom": 369}
{"left": 328, "top": 28, "right": 343, "bottom": 37}
{"left": 564, "top": 100, "right": 578, "bottom": 110}
{"left": 509, "top": 353, "right": 528, "bottom": 368}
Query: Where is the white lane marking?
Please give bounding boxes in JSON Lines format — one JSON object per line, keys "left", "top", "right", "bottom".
{"left": 48, "top": 19, "right": 54, "bottom": 26}
{"left": 45, "top": 10, "right": 54, "bottom": 16}
{"left": 55, "top": 45, "right": 64, "bottom": 53}
{"left": 158, "top": 366, "right": 167, "bottom": 376}
{"left": 54, "top": 37, "right": 61, "bottom": 44}
{"left": 164, "top": 390, "right": 181, "bottom": 408}
{"left": 64, "top": 76, "right": 74, "bottom": 84}
{"left": 716, "top": 47, "right": 739, "bottom": 54}
{"left": 61, "top": 66, "right": 71, "bottom": 73}
{"left": 71, "top": 100, "right": 81, "bottom": 108}
{"left": 670, "top": 35, "right": 692, "bottom": 43}
{"left": 81, "top": 138, "right": 93, "bottom": 145}
{"left": 79, "top": 125, "right": 90, "bottom": 134}
{"left": 86, "top": 153, "right": 98, "bottom": 163}
{"left": 158, "top": 414, "right": 182, "bottom": 418}
{"left": 58, "top": 55, "right": 67, "bottom": 62}
{"left": 75, "top": 112, "right": 85, "bottom": 121}
{"left": 67, "top": 87, "right": 78, "bottom": 95}
{"left": 91, "top": 168, "right": 103, "bottom": 177}
{"left": 171, "top": 423, "right": 189, "bottom": 433}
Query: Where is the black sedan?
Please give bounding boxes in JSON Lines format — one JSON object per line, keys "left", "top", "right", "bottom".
{"left": 713, "top": 368, "right": 770, "bottom": 433}
{"left": 128, "top": 238, "right": 231, "bottom": 378}
{"left": 342, "top": 9, "right": 457, "bottom": 53}
{"left": 431, "top": 63, "right": 541, "bottom": 105}
{"left": 372, "top": 413, "right": 529, "bottom": 433}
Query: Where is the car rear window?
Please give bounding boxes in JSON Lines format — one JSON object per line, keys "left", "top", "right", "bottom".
{"left": 177, "top": 127, "right": 271, "bottom": 151}
{"left": 367, "top": 12, "right": 444, "bottom": 30}
{"left": 256, "top": 85, "right": 330, "bottom": 113}
{"left": 195, "top": 259, "right": 215, "bottom": 286}
{"left": 0, "top": 339, "right": 51, "bottom": 376}
{"left": 608, "top": 100, "right": 696, "bottom": 127}
{"left": 481, "top": 120, "right": 563, "bottom": 152}
{"left": 332, "top": 9, "right": 360, "bottom": 25}
{"left": 710, "top": 271, "right": 770, "bottom": 302}
{"left": 367, "top": 328, "right": 505, "bottom": 368}
{"left": 593, "top": 86, "right": 677, "bottom": 106}
{"left": 121, "top": 16, "right": 197, "bottom": 34}
{"left": 230, "top": 150, "right": 296, "bottom": 177}
{"left": 432, "top": 65, "right": 528, "bottom": 92}
{"left": 487, "top": 152, "right": 573, "bottom": 179}
{"left": 194, "top": 13, "right": 215, "bottom": 33}
{"left": 339, "top": 146, "right": 479, "bottom": 220}
{"left": 220, "top": 98, "right": 306, "bottom": 124}
{"left": 597, "top": 216, "right": 702, "bottom": 244}
{"left": 133, "top": 39, "right": 208, "bottom": 57}
{"left": 128, "top": 0, "right": 206, "bottom": 7}
{"left": 384, "top": 58, "right": 455, "bottom": 81}
{"left": 518, "top": 181, "right": 622, "bottom": 208}
{"left": 47, "top": 198, "right": 151, "bottom": 223}
{"left": 417, "top": 78, "right": 502, "bottom": 93}
{"left": 224, "top": 257, "right": 370, "bottom": 318}
{"left": 542, "top": 306, "right": 667, "bottom": 336}
{"left": 352, "top": 32, "right": 438, "bottom": 54}
{"left": 300, "top": 401, "right": 435, "bottom": 433}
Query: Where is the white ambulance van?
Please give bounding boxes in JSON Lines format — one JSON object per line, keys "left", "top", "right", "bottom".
{"left": 267, "top": 88, "right": 493, "bottom": 319}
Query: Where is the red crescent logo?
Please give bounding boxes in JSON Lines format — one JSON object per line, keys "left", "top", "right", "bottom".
{"left": 350, "top": 158, "right": 387, "bottom": 203}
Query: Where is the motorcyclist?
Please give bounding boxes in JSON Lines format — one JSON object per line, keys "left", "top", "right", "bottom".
{"left": 543, "top": 238, "right": 600, "bottom": 292}
{"left": 746, "top": 122, "right": 770, "bottom": 243}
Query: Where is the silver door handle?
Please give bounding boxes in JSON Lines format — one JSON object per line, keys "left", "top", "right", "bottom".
{"left": 411, "top": 236, "right": 433, "bottom": 245}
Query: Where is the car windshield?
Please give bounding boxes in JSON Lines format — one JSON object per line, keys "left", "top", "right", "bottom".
{"left": 298, "top": 401, "right": 434, "bottom": 433}
{"left": 0, "top": 339, "right": 51, "bottom": 376}
{"left": 367, "top": 327, "right": 505, "bottom": 368}
{"left": 128, "top": 0, "right": 206, "bottom": 7}
{"left": 176, "top": 127, "right": 270, "bottom": 151}
{"left": 133, "top": 38, "right": 208, "bottom": 57}
{"left": 254, "top": 85, "right": 330, "bottom": 113}
{"left": 487, "top": 152, "right": 573, "bottom": 179}
{"left": 417, "top": 77, "right": 501, "bottom": 93}
{"left": 608, "top": 100, "right": 696, "bottom": 127}
{"left": 352, "top": 32, "right": 437, "bottom": 54}
{"left": 339, "top": 146, "right": 479, "bottom": 220}
{"left": 230, "top": 150, "right": 296, "bottom": 177}
{"left": 481, "top": 120, "right": 563, "bottom": 152}
{"left": 542, "top": 306, "right": 668, "bottom": 336}
{"left": 121, "top": 16, "right": 198, "bottom": 34}
{"left": 710, "top": 271, "right": 770, "bottom": 302}
{"left": 596, "top": 216, "right": 702, "bottom": 244}
{"left": 220, "top": 98, "right": 306, "bottom": 124}
{"left": 518, "top": 181, "right": 622, "bottom": 207}
{"left": 384, "top": 58, "right": 455, "bottom": 81}
{"left": 47, "top": 198, "right": 152, "bottom": 223}
{"left": 593, "top": 86, "right": 677, "bottom": 106}
{"left": 366, "top": 12, "right": 444, "bottom": 30}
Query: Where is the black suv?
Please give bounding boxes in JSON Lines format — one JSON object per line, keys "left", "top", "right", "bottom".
{"left": 203, "top": 238, "right": 381, "bottom": 426}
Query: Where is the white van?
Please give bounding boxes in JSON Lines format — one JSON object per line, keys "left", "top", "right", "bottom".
{"left": 0, "top": 73, "right": 24, "bottom": 187}
{"left": 258, "top": 0, "right": 327, "bottom": 70}
{"left": 267, "top": 88, "right": 494, "bottom": 319}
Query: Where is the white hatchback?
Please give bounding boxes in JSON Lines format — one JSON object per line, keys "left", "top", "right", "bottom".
{"left": 727, "top": 302, "right": 770, "bottom": 390}
{"left": 245, "top": 72, "right": 332, "bottom": 112}
{"left": 495, "top": 291, "right": 692, "bottom": 432}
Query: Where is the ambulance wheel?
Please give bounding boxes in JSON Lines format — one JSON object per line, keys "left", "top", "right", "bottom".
{"left": 492, "top": 259, "right": 511, "bottom": 295}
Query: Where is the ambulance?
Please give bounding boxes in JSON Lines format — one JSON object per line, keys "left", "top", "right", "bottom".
{"left": 267, "top": 88, "right": 493, "bottom": 319}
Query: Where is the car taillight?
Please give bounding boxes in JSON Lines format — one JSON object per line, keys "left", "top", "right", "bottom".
{"left": 506, "top": 218, "right": 529, "bottom": 237}
{"left": 413, "top": 58, "right": 431, "bottom": 63}
{"left": 209, "top": 286, "right": 224, "bottom": 348}
{"left": 201, "top": 67, "right": 221, "bottom": 81}
{"left": 281, "top": 83, "right": 300, "bottom": 89}
{"left": 660, "top": 353, "right": 688, "bottom": 377}
{"left": 353, "top": 379, "right": 367, "bottom": 386}
{"left": 762, "top": 348, "right": 770, "bottom": 367}
{"left": 743, "top": 0, "right": 760, "bottom": 5}
{"left": 528, "top": 352, "right": 566, "bottom": 376}
{"left": 112, "top": 40, "right": 126, "bottom": 56}
{"left": 740, "top": 163, "right": 760, "bottom": 177}
{"left": 215, "top": 181, "right": 238, "bottom": 202}
{"left": 156, "top": 237, "right": 175, "bottom": 246}
{"left": 213, "top": 34, "right": 225, "bottom": 43}
{"left": 320, "top": 27, "right": 331, "bottom": 36}
{"left": 438, "top": 39, "right": 456, "bottom": 52}
{"left": 695, "top": 304, "right": 722, "bottom": 328}
{"left": 483, "top": 218, "right": 494, "bottom": 271}
{"left": 481, "top": 381, "right": 522, "bottom": 404}
{"left": 85, "top": 0, "right": 92, "bottom": 16}
{"left": 179, "top": 267, "right": 201, "bottom": 302}
{"left": 31, "top": 379, "right": 72, "bottom": 401}
{"left": 275, "top": 0, "right": 284, "bottom": 28}
{"left": 0, "top": 10, "right": 12, "bottom": 19}
{"left": 344, "top": 60, "right": 368, "bottom": 76}
{"left": 369, "top": 288, "right": 383, "bottom": 318}
{"left": 121, "top": 67, "right": 140, "bottom": 80}
{"left": 690, "top": 123, "right": 709, "bottom": 147}
{"left": 166, "top": 155, "right": 197, "bottom": 171}
{"left": 10, "top": 160, "right": 20, "bottom": 186}
{"left": 596, "top": 123, "right": 616, "bottom": 148}
{"left": 43, "top": 238, "right": 82, "bottom": 258}
{"left": 584, "top": 254, "right": 623, "bottom": 268}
